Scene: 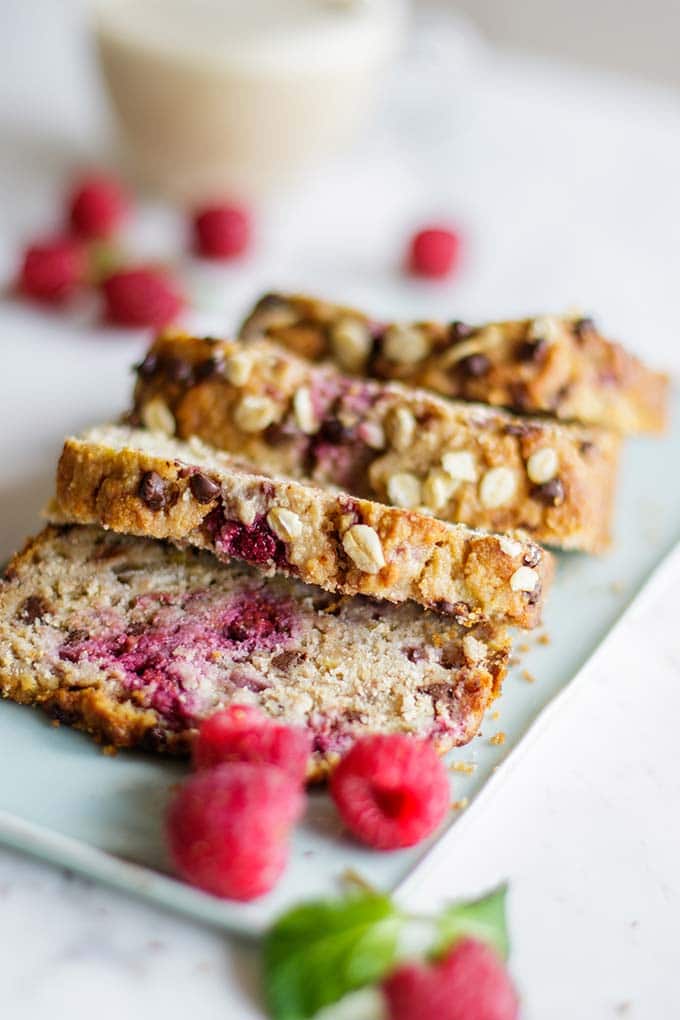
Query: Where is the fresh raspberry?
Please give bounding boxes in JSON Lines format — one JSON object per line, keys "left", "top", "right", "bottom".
{"left": 193, "top": 705, "right": 312, "bottom": 783}
{"left": 18, "top": 237, "right": 86, "bottom": 304}
{"left": 166, "top": 761, "right": 304, "bottom": 900}
{"left": 329, "top": 734, "right": 449, "bottom": 849}
{"left": 407, "top": 226, "right": 461, "bottom": 279}
{"left": 68, "top": 174, "right": 129, "bottom": 240}
{"left": 193, "top": 204, "right": 251, "bottom": 259}
{"left": 102, "top": 267, "right": 184, "bottom": 328}
{"left": 383, "top": 938, "right": 519, "bottom": 1020}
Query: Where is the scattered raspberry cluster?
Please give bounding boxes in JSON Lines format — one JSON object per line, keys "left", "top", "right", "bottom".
{"left": 166, "top": 714, "right": 451, "bottom": 901}
{"left": 16, "top": 171, "right": 461, "bottom": 326}
{"left": 16, "top": 172, "right": 252, "bottom": 327}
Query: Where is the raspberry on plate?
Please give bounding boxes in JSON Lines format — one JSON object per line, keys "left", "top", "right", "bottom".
{"left": 329, "top": 734, "right": 450, "bottom": 850}
{"left": 193, "top": 706, "right": 312, "bottom": 784}
{"left": 101, "top": 267, "right": 184, "bottom": 328}
{"left": 18, "top": 237, "right": 86, "bottom": 304}
{"left": 193, "top": 203, "right": 251, "bottom": 259}
{"left": 407, "top": 226, "right": 461, "bottom": 279}
{"left": 166, "top": 761, "right": 305, "bottom": 900}
{"left": 383, "top": 938, "right": 519, "bottom": 1020}
{"left": 68, "top": 173, "right": 129, "bottom": 240}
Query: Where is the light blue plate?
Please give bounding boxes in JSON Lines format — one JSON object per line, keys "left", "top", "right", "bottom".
{"left": 1, "top": 394, "right": 678, "bottom": 938}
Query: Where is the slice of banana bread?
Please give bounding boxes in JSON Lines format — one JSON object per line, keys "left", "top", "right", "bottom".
{"left": 0, "top": 526, "right": 510, "bottom": 777}
{"left": 131, "top": 331, "right": 621, "bottom": 552}
{"left": 52, "top": 426, "right": 552, "bottom": 628}
{"left": 239, "top": 292, "right": 669, "bottom": 434}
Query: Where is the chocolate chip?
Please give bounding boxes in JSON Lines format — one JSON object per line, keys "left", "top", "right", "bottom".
{"left": 459, "top": 353, "right": 490, "bottom": 378}
{"left": 580, "top": 440, "right": 595, "bottom": 456}
{"left": 516, "top": 338, "right": 548, "bottom": 363}
{"left": 508, "top": 381, "right": 532, "bottom": 411}
{"left": 419, "top": 682, "right": 458, "bottom": 706}
{"left": 428, "top": 599, "right": 471, "bottom": 621}
{"left": 139, "top": 471, "right": 167, "bottom": 510}
{"left": 189, "top": 472, "right": 221, "bottom": 503}
{"left": 47, "top": 703, "right": 79, "bottom": 726}
{"left": 165, "top": 357, "right": 193, "bottom": 384}
{"left": 449, "top": 320, "right": 473, "bottom": 342}
{"left": 440, "top": 643, "right": 465, "bottom": 669}
{"left": 139, "top": 726, "right": 169, "bottom": 753}
{"left": 573, "top": 317, "right": 596, "bottom": 339}
{"left": 318, "top": 417, "right": 346, "bottom": 444}
{"left": 194, "top": 356, "right": 224, "bottom": 381}
{"left": 271, "top": 650, "right": 305, "bottom": 670}
{"left": 135, "top": 352, "right": 158, "bottom": 378}
{"left": 311, "top": 593, "right": 341, "bottom": 613}
{"left": 531, "top": 478, "right": 565, "bottom": 507}
{"left": 17, "top": 595, "right": 51, "bottom": 624}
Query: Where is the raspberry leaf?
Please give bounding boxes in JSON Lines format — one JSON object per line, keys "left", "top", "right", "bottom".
{"left": 433, "top": 885, "right": 509, "bottom": 960}
{"left": 263, "top": 893, "right": 403, "bottom": 1020}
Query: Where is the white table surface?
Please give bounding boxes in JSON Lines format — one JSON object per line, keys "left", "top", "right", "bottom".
{"left": 1, "top": 4, "right": 679, "bottom": 1018}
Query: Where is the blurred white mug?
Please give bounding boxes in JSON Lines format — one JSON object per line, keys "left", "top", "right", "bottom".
{"left": 90, "top": 0, "right": 408, "bottom": 202}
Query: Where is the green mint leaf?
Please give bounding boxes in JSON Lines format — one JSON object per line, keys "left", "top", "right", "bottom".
{"left": 433, "top": 884, "right": 509, "bottom": 961}
{"left": 263, "top": 893, "right": 403, "bottom": 1020}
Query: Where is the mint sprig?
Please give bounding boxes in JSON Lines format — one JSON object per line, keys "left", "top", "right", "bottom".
{"left": 263, "top": 884, "right": 509, "bottom": 1020}
{"left": 263, "top": 894, "right": 402, "bottom": 1020}
{"left": 433, "top": 885, "right": 509, "bottom": 961}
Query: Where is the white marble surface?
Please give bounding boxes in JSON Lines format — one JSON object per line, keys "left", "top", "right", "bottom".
{"left": 1, "top": 4, "right": 679, "bottom": 1018}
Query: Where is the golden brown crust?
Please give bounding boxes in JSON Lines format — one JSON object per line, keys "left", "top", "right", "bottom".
{"left": 239, "top": 293, "right": 669, "bottom": 434}
{"left": 0, "top": 526, "right": 511, "bottom": 780}
{"left": 52, "top": 426, "right": 552, "bottom": 628}
{"left": 131, "top": 332, "right": 621, "bottom": 551}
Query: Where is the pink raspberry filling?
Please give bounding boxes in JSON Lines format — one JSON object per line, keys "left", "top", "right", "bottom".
{"left": 59, "top": 590, "right": 298, "bottom": 729}
{"left": 309, "top": 711, "right": 363, "bottom": 758}
{"left": 204, "top": 511, "right": 288, "bottom": 568}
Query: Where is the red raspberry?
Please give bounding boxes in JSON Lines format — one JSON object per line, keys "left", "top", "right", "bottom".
{"left": 18, "top": 237, "right": 86, "bottom": 304}
{"left": 329, "top": 734, "right": 449, "bottom": 850}
{"left": 102, "top": 267, "right": 184, "bottom": 328}
{"left": 193, "top": 706, "right": 312, "bottom": 784}
{"left": 68, "top": 174, "right": 129, "bottom": 240}
{"left": 193, "top": 204, "right": 251, "bottom": 259}
{"left": 166, "top": 761, "right": 304, "bottom": 900}
{"left": 383, "top": 938, "right": 519, "bottom": 1020}
{"left": 407, "top": 226, "right": 461, "bottom": 279}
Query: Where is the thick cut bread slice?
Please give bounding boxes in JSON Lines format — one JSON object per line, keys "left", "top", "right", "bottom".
{"left": 0, "top": 526, "right": 510, "bottom": 777}
{"left": 52, "top": 425, "right": 552, "bottom": 629}
{"left": 131, "top": 331, "right": 621, "bottom": 552}
{"left": 239, "top": 292, "right": 669, "bottom": 435}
